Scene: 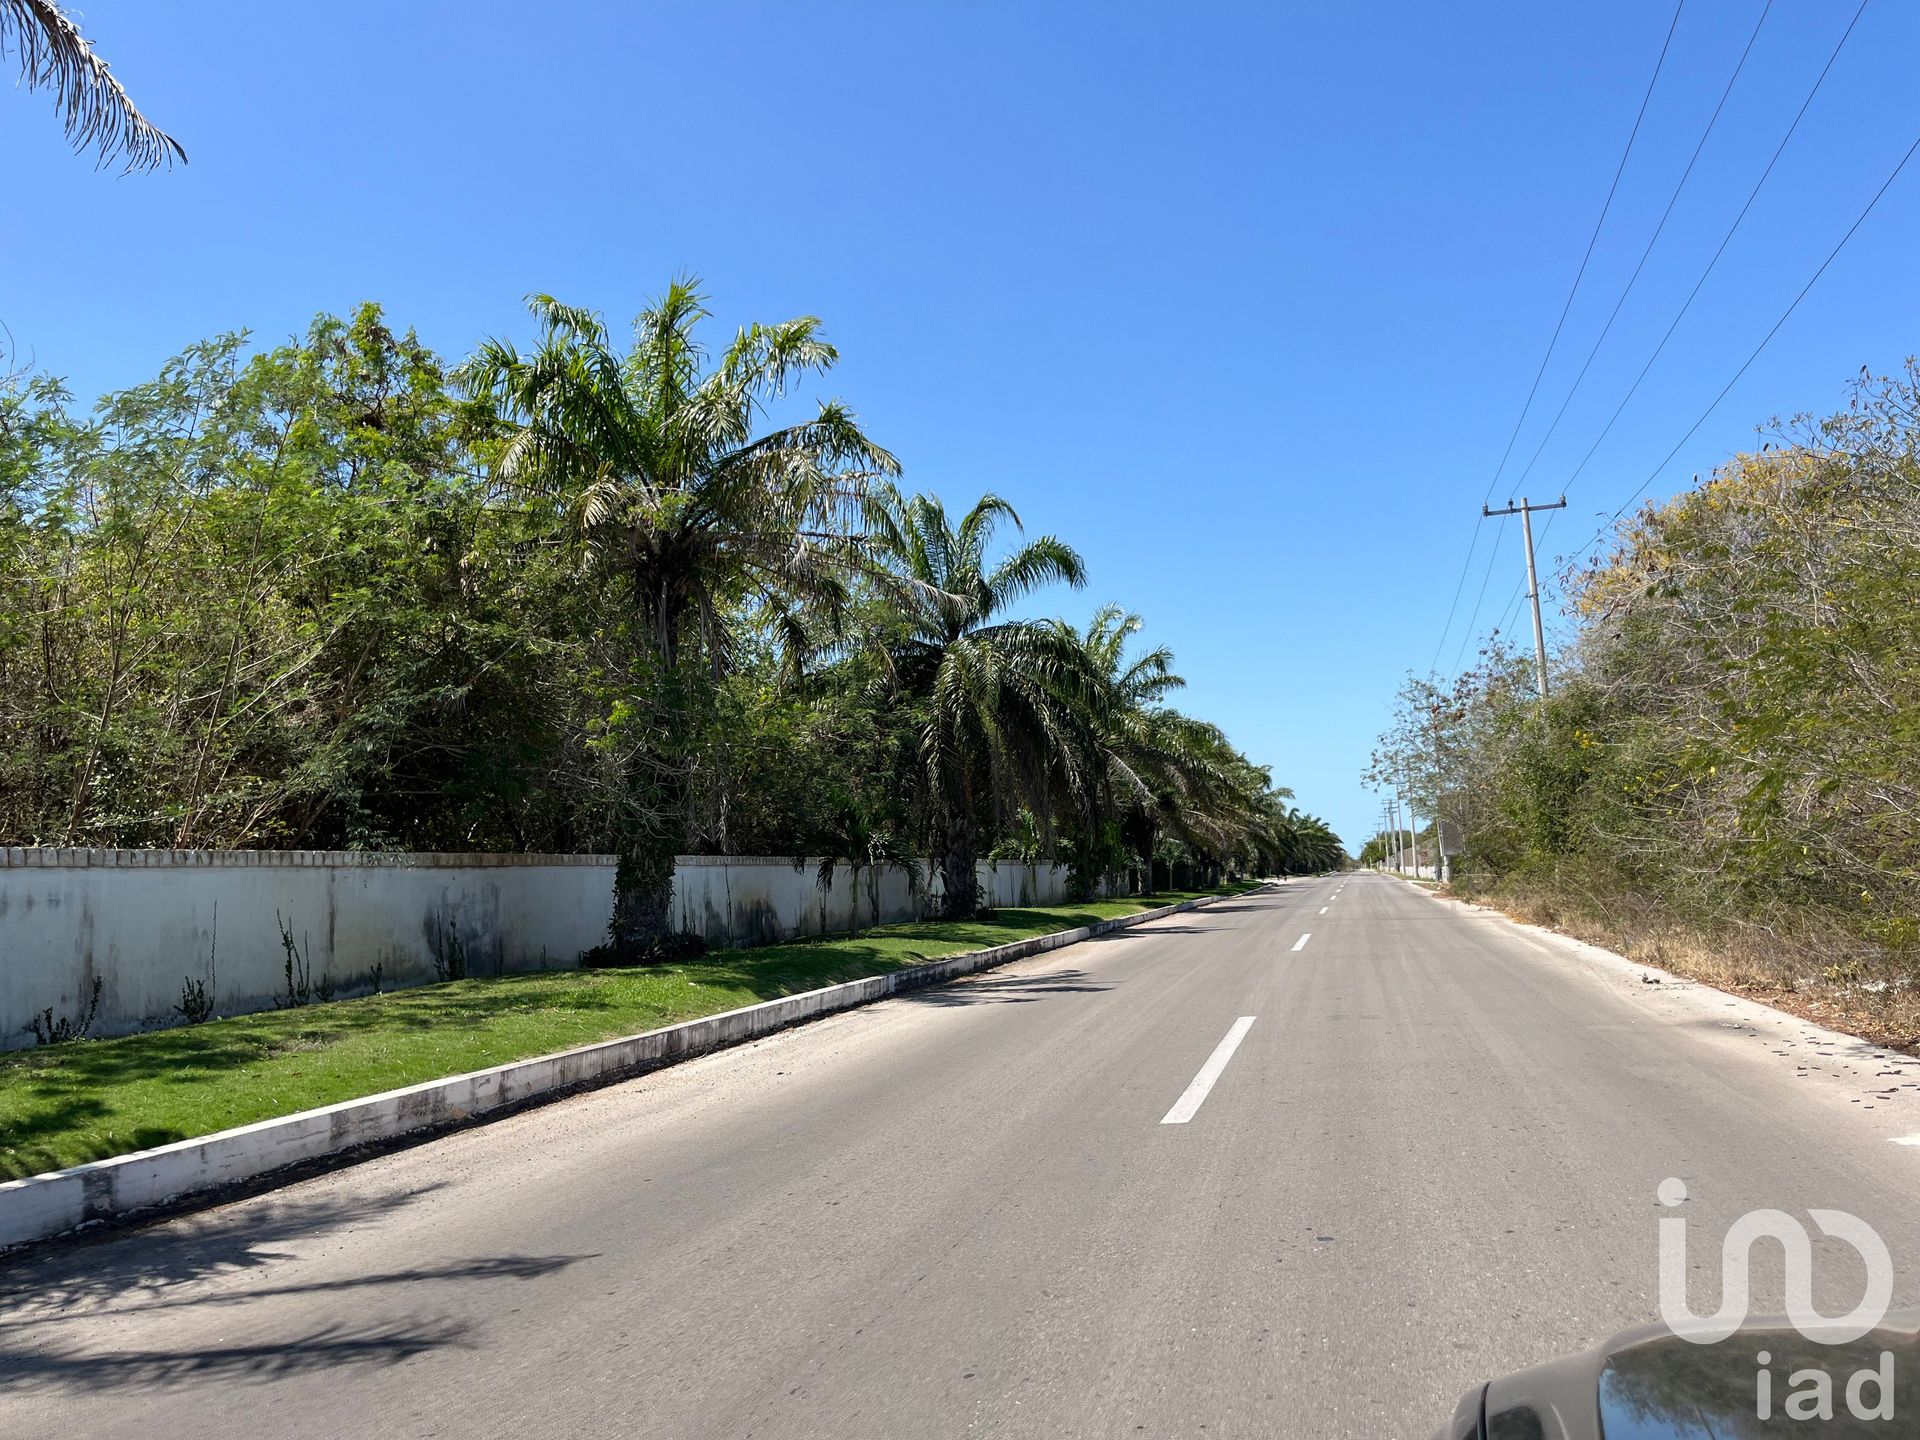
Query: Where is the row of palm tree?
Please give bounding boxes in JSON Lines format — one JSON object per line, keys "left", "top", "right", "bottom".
{"left": 464, "top": 286, "right": 1340, "bottom": 953}
{"left": 10, "top": 12, "right": 1342, "bottom": 942}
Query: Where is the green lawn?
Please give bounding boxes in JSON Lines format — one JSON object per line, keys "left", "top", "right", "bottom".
{"left": 0, "top": 887, "right": 1253, "bottom": 1181}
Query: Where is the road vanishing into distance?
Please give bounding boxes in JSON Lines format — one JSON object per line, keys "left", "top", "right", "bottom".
{"left": 7, "top": 875, "right": 1920, "bottom": 1437}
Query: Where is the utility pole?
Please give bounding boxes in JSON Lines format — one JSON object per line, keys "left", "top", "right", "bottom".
{"left": 1426, "top": 704, "right": 1450, "bottom": 885}
{"left": 1404, "top": 760, "right": 1420, "bottom": 879}
{"left": 1405, "top": 783, "right": 1420, "bottom": 875}
{"left": 1483, "top": 495, "right": 1567, "bottom": 700}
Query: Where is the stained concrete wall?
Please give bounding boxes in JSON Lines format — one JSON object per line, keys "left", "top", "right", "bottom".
{"left": 672, "top": 856, "right": 1070, "bottom": 947}
{"left": 0, "top": 849, "right": 1074, "bottom": 1048}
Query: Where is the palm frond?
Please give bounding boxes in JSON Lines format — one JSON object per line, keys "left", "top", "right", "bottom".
{"left": 3, "top": 0, "right": 184, "bottom": 170}
{"left": 983, "top": 534, "right": 1087, "bottom": 614}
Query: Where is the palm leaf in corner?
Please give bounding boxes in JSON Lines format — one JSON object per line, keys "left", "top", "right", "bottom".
{"left": 2, "top": 0, "right": 185, "bottom": 170}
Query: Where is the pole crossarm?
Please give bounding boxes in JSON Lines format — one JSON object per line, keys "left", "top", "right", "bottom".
{"left": 1481, "top": 497, "right": 1568, "bottom": 518}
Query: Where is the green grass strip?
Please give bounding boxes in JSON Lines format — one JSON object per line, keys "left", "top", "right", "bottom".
{"left": 0, "top": 887, "right": 1252, "bottom": 1181}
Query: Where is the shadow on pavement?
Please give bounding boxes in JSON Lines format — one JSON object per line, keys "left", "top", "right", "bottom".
{"left": 0, "top": 1181, "right": 599, "bottom": 1396}
{"left": 0, "top": 1184, "right": 453, "bottom": 1316}
{"left": 2, "top": 1253, "right": 596, "bottom": 1329}
{"left": 0, "top": 1317, "right": 477, "bottom": 1393}
{"left": 902, "top": 968, "right": 1112, "bottom": 1007}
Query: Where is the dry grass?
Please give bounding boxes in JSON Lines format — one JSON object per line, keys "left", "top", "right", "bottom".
{"left": 1452, "top": 874, "right": 1920, "bottom": 1054}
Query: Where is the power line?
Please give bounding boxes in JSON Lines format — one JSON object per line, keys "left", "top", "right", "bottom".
{"left": 1447, "top": 0, "right": 1873, "bottom": 673}
{"left": 1484, "top": 0, "right": 1686, "bottom": 504}
{"left": 1494, "top": 577, "right": 1528, "bottom": 640}
{"left": 1426, "top": 520, "right": 1486, "bottom": 676}
{"left": 1554, "top": 0, "right": 1869, "bottom": 500}
{"left": 1572, "top": 124, "right": 1920, "bottom": 558}
{"left": 1425, "top": 0, "right": 1686, "bottom": 676}
{"left": 1447, "top": 524, "right": 1507, "bottom": 678}
{"left": 1506, "top": 0, "right": 1773, "bottom": 497}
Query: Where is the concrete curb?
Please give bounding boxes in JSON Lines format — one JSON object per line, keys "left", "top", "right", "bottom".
{"left": 0, "top": 887, "right": 1261, "bottom": 1254}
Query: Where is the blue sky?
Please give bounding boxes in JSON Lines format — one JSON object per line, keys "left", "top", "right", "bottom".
{"left": 7, "top": 1, "right": 1920, "bottom": 852}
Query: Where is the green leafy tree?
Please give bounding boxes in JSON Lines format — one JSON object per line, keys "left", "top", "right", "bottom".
{"left": 1376, "top": 362, "right": 1920, "bottom": 976}
{"left": 461, "top": 283, "right": 897, "bottom": 955}
{"left": 0, "top": 307, "right": 596, "bottom": 852}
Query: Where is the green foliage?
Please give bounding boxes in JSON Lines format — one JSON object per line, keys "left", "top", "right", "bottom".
{"left": 0, "top": 289, "right": 1332, "bottom": 944}
{"left": 26, "top": 977, "right": 102, "bottom": 1046}
{"left": 1382, "top": 363, "right": 1920, "bottom": 958}
{"left": 276, "top": 911, "right": 332, "bottom": 1008}
{"left": 862, "top": 486, "right": 1094, "bottom": 915}
{"left": 459, "top": 283, "right": 898, "bottom": 955}
{"left": 0, "top": 305, "right": 606, "bottom": 852}
{"left": 0, "top": 888, "right": 1251, "bottom": 1180}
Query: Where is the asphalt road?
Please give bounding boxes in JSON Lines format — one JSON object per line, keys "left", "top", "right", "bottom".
{"left": 6, "top": 874, "right": 1920, "bottom": 1438}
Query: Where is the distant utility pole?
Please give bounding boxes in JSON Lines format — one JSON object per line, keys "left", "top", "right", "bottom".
{"left": 1405, "top": 779, "right": 1420, "bottom": 879}
{"left": 1426, "top": 706, "right": 1451, "bottom": 885}
{"left": 1404, "top": 761, "right": 1420, "bottom": 879}
{"left": 1483, "top": 495, "right": 1567, "bottom": 700}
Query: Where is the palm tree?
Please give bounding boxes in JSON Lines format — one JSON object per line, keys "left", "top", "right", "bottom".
{"left": 462, "top": 283, "right": 897, "bottom": 956}
{"left": 1260, "top": 803, "right": 1343, "bottom": 874}
{"left": 1063, "top": 606, "right": 1274, "bottom": 888}
{"left": 1067, "top": 606, "right": 1186, "bottom": 887}
{"left": 3, "top": 0, "right": 184, "bottom": 169}
{"left": 865, "top": 488, "right": 1089, "bottom": 917}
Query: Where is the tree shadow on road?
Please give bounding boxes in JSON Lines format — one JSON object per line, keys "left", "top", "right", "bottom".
{"left": 901, "top": 968, "right": 1113, "bottom": 1007}
{"left": 0, "top": 1316, "right": 479, "bottom": 1394}
{"left": 0, "top": 1181, "right": 599, "bottom": 1396}
{"left": 0, "top": 1184, "right": 453, "bottom": 1316}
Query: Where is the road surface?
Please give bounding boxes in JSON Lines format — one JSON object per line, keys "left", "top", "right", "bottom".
{"left": 6, "top": 874, "right": 1920, "bottom": 1437}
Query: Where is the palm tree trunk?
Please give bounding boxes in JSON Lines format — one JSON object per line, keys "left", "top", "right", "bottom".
{"left": 612, "top": 839, "right": 676, "bottom": 956}
{"left": 938, "top": 811, "right": 978, "bottom": 919}
{"left": 608, "top": 661, "right": 689, "bottom": 959}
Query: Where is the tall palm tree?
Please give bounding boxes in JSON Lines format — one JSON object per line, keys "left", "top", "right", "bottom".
{"left": 1064, "top": 606, "right": 1271, "bottom": 885}
{"left": 463, "top": 283, "right": 897, "bottom": 956}
{"left": 3, "top": 0, "right": 184, "bottom": 169}
{"left": 865, "top": 487, "right": 1089, "bottom": 917}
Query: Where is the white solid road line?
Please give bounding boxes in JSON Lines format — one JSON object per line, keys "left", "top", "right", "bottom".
{"left": 1160, "top": 1017, "right": 1258, "bottom": 1125}
{"left": 1891, "top": 1135, "right": 1920, "bottom": 1146}
{"left": 1291, "top": 933, "right": 1311, "bottom": 952}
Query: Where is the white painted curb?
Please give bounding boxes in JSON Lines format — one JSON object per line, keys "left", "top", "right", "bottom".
{"left": 0, "top": 888, "right": 1261, "bottom": 1253}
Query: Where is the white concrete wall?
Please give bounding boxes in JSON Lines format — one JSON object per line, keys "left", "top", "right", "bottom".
{"left": 0, "top": 849, "right": 1077, "bottom": 1048}
{"left": 671, "top": 856, "right": 1072, "bottom": 947}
